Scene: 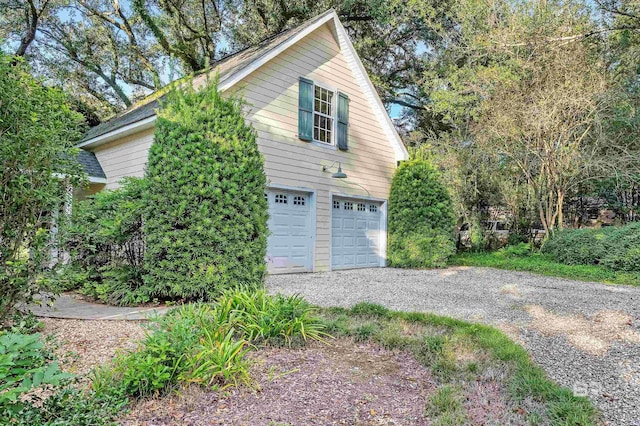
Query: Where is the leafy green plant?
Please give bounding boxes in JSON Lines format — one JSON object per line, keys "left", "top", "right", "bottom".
{"left": 181, "top": 328, "right": 250, "bottom": 389}
{"left": 143, "top": 76, "right": 268, "bottom": 301}
{"left": 60, "top": 177, "right": 148, "bottom": 306}
{"left": 542, "top": 223, "right": 640, "bottom": 275}
{"left": 217, "top": 288, "right": 328, "bottom": 346}
{"left": 2, "top": 386, "right": 127, "bottom": 426}
{"left": 0, "top": 333, "right": 72, "bottom": 413}
{"left": 497, "top": 242, "right": 532, "bottom": 258}
{"left": 388, "top": 159, "right": 456, "bottom": 268}
{"left": 93, "top": 289, "right": 328, "bottom": 404}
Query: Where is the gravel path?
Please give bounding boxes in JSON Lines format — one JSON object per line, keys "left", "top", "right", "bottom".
{"left": 266, "top": 266, "right": 640, "bottom": 426}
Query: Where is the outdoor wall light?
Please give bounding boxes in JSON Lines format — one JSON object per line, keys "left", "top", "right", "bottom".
{"left": 322, "top": 161, "right": 348, "bottom": 179}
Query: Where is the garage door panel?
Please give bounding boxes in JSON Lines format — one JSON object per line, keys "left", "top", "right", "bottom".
{"left": 266, "top": 190, "right": 313, "bottom": 274}
{"left": 332, "top": 197, "right": 384, "bottom": 270}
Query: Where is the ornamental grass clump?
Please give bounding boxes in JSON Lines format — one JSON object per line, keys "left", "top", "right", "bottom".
{"left": 92, "top": 289, "right": 327, "bottom": 400}
{"left": 143, "top": 76, "right": 268, "bottom": 302}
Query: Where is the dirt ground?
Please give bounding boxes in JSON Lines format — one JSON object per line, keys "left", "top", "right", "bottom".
{"left": 122, "top": 339, "right": 525, "bottom": 426}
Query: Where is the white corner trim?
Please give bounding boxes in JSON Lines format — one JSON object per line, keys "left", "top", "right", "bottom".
{"left": 331, "top": 15, "right": 409, "bottom": 162}
{"left": 88, "top": 176, "right": 107, "bottom": 184}
{"left": 76, "top": 115, "right": 157, "bottom": 149}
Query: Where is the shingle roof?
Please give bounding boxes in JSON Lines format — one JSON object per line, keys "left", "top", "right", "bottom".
{"left": 79, "top": 9, "right": 336, "bottom": 144}
{"left": 77, "top": 150, "right": 106, "bottom": 179}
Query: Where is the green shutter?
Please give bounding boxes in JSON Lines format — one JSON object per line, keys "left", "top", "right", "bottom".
{"left": 298, "top": 77, "right": 313, "bottom": 141}
{"left": 337, "top": 91, "right": 349, "bottom": 151}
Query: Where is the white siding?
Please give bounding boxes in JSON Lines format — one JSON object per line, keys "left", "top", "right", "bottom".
{"left": 89, "top": 22, "right": 398, "bottom": 271}
{"left": 92, "top": 128, "right": 154, "bottom": 189}
{"left": 232, "top": 23, "right": 396, "bottom": 271}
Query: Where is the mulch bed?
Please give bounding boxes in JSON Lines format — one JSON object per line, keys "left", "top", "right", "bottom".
{"left": 122, "top": 338, "right": 524, "bottom": 426}
{"left": 123, "top": 339, "right": 434, "bottom": 425}
{"left": 41, "top": 318, "right": 145, "bottom": 379}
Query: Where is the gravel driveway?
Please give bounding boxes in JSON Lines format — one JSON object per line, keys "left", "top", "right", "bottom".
{"left": 266, "top": 266, "right": 640, "bottom": 426}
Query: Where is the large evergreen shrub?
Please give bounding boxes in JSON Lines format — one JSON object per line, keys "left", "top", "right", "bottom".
{"left": 388, "top": 159, "right": 456, "bottom": 268}
{"left": 143, "top": 77, "right": 268, "bottom": 301}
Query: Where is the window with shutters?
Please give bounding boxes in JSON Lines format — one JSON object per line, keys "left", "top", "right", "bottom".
{"left": 313, "top": 85, "right": 334, "bottom": 144}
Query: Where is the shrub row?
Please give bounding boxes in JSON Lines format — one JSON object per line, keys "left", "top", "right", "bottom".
{"left": 541, "top": 223, "right": 640, "bottom": 272}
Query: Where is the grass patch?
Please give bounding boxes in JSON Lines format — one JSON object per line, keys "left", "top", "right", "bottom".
{"left": 451, "top": 252, "right": 639, "bottom": 286}
{"left": 424, "top": 385, "right": 466, "bottom": 426}
{"left": 319, "top": 304, "right": 601, "bottom": 426}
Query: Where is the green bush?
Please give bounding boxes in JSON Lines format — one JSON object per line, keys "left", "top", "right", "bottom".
{"left": 60, "top": 177, "right": 148, "bottom": 306}
{"left": 143, "top": 76, "right": 268, "bottom": 301}
{"left": 542, "top": 223, "right": 640, "bottom": 272}
{"left": 388, "top": 159, "right": 456, "bottom": 268}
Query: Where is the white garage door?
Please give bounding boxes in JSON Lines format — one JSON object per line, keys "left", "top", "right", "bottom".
{"left": 331, "top": 197, "right": 384, "bottom": 270}
{"left": 266, "top": 189, "right": 314, "bottom": 274}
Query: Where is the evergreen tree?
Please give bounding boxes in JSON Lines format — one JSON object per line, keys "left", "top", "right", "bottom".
{"left": 143, "top": 77, "right": 268, "bottom": 300}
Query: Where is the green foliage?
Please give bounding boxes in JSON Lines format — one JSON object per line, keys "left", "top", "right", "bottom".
{"left": 542, "top": 223, "right": 640, "bottom": 273}
{"left": 0, "top": 333, "right": 72, "bottom": 414}
{"left": 60, "top": 177, "right": 148, "bottom": 305}
{"left": 216, "top": 288, "right": 327, "bottom": 346}
{"left": 143, "top": 77, "right": 268, "bottom": 301}
{"left": 497, "top": 243, "right": 533, "bottom": 258}
{"left": 388, "top": 159, "right": 456, "bottom": 268}
{"left": 6, "top": 387, "right": 128, "bottom": 426}
{"left": 94, "top": 289, "right": 326, "bottom": 401}
{"left": 349, "top": 302, "right": 392, "bottom": 319}
{"left": 424, "top": 385, "right": 466, "bottom": 425}
{"left": 451, "top": 251, "right": 640, "bottom": 286}
{"left": 0, "top": 54, "right": 86, "bottom": 323}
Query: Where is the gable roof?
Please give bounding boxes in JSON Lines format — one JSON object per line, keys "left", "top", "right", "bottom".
{"left": 78, "top": 9, "right": 409, "bottom": 161}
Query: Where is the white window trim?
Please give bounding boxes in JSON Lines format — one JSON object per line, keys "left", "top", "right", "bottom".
{"left": 311, "top": 81, "right": 337, "bottom": 147}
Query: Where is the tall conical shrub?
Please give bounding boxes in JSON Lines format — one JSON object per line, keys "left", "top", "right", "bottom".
{"left": 388, "top": 159, "right": 455, "bottom": 268}
{"left": 143, "top": 77, "right": 268, "bottom": 300}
